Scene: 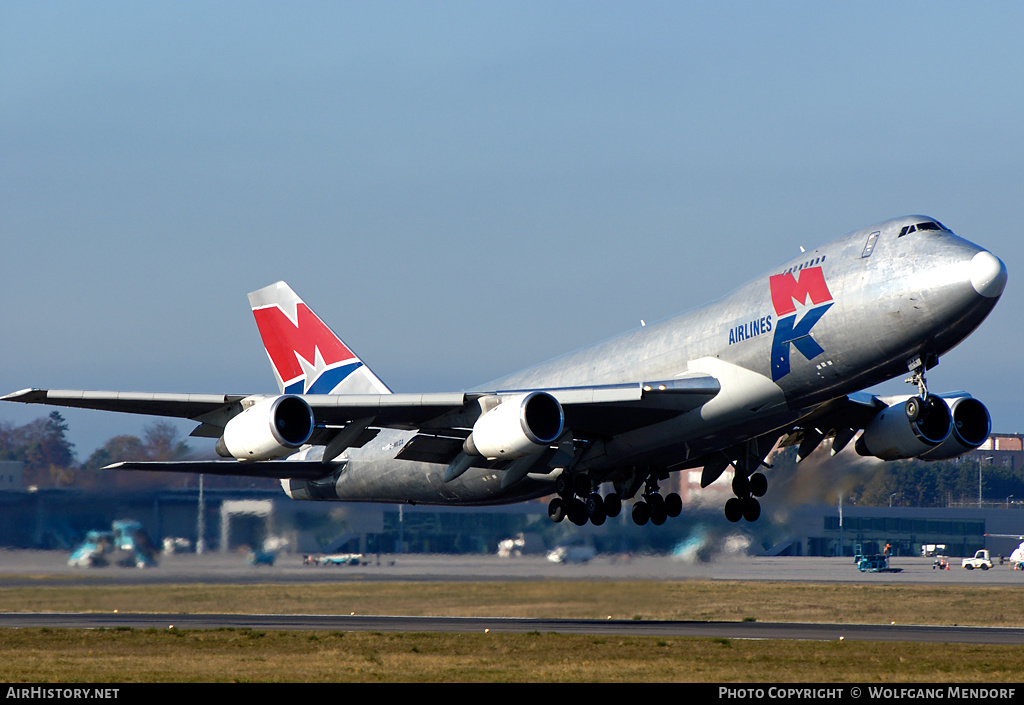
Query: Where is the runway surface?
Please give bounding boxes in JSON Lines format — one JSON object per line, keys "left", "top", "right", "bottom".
{"left": 0, "top": 551, "right": 1021, "bottom": 644}
{"left": 2, "top": 550, "right": 1021, "bottom": 586}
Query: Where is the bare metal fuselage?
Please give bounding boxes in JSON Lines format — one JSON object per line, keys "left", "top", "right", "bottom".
{"left": 287, "top": 216, "right": 1002, "bottom": 505}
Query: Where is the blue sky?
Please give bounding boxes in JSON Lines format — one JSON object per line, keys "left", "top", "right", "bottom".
{"left": 2, "top": 2, "right": 1022, "bottom": 458}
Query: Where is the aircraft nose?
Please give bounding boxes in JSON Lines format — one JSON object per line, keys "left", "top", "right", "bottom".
{"left": 970, "top": 251, "right": 1007, "bottom": 299}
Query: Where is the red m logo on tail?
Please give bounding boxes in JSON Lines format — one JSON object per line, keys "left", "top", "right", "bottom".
{"left": 252, "top": 304, "right": 355, "bottom": 384}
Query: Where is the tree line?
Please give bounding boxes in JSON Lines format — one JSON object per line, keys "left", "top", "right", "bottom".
{"left": 853, "top": 457, "right": 1024, "bottom": 508}
{"left": 768, "top": 444, "right": 1024, "bottom": 509}
{"left": 0, "top": 412, "right": 273, "bottom": 490}
{"left": 3, "top": 412, "right": 1022, "bottom": 504}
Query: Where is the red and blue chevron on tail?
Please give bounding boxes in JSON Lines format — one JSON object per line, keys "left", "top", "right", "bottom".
{"left": 248, "top": 282, "right": 391, "bottom": 396}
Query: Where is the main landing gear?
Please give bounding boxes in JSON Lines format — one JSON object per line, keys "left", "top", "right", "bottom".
{"left": 717, "top": 439, "right": 774, "bottom": 523}
{"left": 547, "top": 472, "right": 622, "bottom": 526}
{"left": 546, "top": 470, "right": 682, "bottom": 526}
{"left": 547, "top": 458, "right": 771, "bottom": 525}
{"left": 724, "top": 470, "right": 766, "bottom": 522}
{"left": 630, "top": 475, "right": 682, "bottom": 526}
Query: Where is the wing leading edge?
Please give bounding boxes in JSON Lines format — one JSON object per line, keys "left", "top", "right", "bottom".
{"left": 3, "top": 377, "right": 720, "bottom": 438}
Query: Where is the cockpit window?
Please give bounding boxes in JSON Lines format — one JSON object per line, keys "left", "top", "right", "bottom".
{"left": 898, "top": 221, "right": 947, "bottom": 237}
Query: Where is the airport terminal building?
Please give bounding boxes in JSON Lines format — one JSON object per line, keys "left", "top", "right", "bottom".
{"left": 783, "top": 504, "right": 1021, "bottom": 559}
{"left": 1, "top": 480, "right": 1021, "bottom": 560}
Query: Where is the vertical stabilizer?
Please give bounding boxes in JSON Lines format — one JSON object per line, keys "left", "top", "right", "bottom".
{"left": 247, "top": 282, "right": 392, "bottom": 396}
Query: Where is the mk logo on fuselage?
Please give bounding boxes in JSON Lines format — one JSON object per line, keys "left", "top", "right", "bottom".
{"left": 768, "top": 267, "right": 833, "bottom": 381}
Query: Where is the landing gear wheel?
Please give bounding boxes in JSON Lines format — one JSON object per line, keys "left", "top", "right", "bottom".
{"left": 573, "top": 474, "right": 593, "bottom": 498}
{"left": 585, "top": 492, "right": 607, "bottom": 526}
{"left": 632, "top": 501, "right": 650, "bottom": 526}
{"left": 749, "top": 473, "right": 767, "bottom": 498}
{"left": 555, "top": 473, "right": 572, "bottom": 498}
{"left": 665, "top": 493, "right": 682, "bottom": 518}
{"left": 732, "top": 472, "right": 749, "bottom": 497}
{"left": 742, "top": 497, "right": 761, "bottom": 522}
{"left": 604, "top": 493, "right": 622, "bottom": 518}
{"left": 568, "top": 499, "right": 589, "bottom": 526}
{"left": 548, "top": 497, "right": 565, "bottom": 523}
{"left": 645, "top": 492, "right": 668, "bottom": 525}
{"left": 725, "top": 497, "right": 743, "bottom": 523}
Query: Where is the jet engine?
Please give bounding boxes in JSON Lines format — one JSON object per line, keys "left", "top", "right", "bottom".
{"left": 217, "top": 395, "right": 315, "bottom": 461}
{"left": 855, "top": 395, "right": 952, "bottom": 461}
{"left": 464, "top": 392, "right": 564, "bottom": 460}
{"left": 918, "top": 395, "right": 991, "bottom": 460}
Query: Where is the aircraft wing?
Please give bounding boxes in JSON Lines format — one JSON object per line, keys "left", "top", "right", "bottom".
{"left": 3, "top": 375, "right": 720, "bottom": 442}
{"left": 777, "top": 392, "right": 890, "bottom": 459}
{"left": 105, "top": 460, "right": 336, "bottom": 480}
{"left": 524, "top": 376, "right": 721, "bottom": 437}
{"left": 1, "top": 388, "right": 476, "bottom": 438}
{"left": 1, "top": 389, "right": 247, "bottom": 419}
{"left": 786, "top": 392, "right": 886, "bottom": 434}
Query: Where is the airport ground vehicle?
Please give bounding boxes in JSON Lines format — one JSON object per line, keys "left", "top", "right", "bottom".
{"left": 303, "top": 553, "right": 363, "bottom": 566}
{"left": 857, "top": 554, "right": 901, "bottom": 573}
{"left": 68, "top": 520, "right": 157, "bottom": 568}
{"left": 68, "top": 530, "right": 114, "bottom": 567}
{"left": 962, "top": 549, "right": 993, "bottom": 570}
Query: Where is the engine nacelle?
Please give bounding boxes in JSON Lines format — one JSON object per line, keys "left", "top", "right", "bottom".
{"left": 464, "top": 392, "right": 564, "bottom": 460}
{"left": 218, "top": 395, "right": 315, "bottom": 461}
{"left": 855, "top": 395, "right": 952, "bottom": 461}
{"left": 918, "top": 395, "right": 991, "bottom": 461}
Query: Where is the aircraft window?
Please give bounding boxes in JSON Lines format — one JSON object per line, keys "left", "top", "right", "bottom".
{"left": 899, "top": 221, "right": 948, "bottom": 237}
{"left": 862, "top": 230, "right": 880, "bottom": 258}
